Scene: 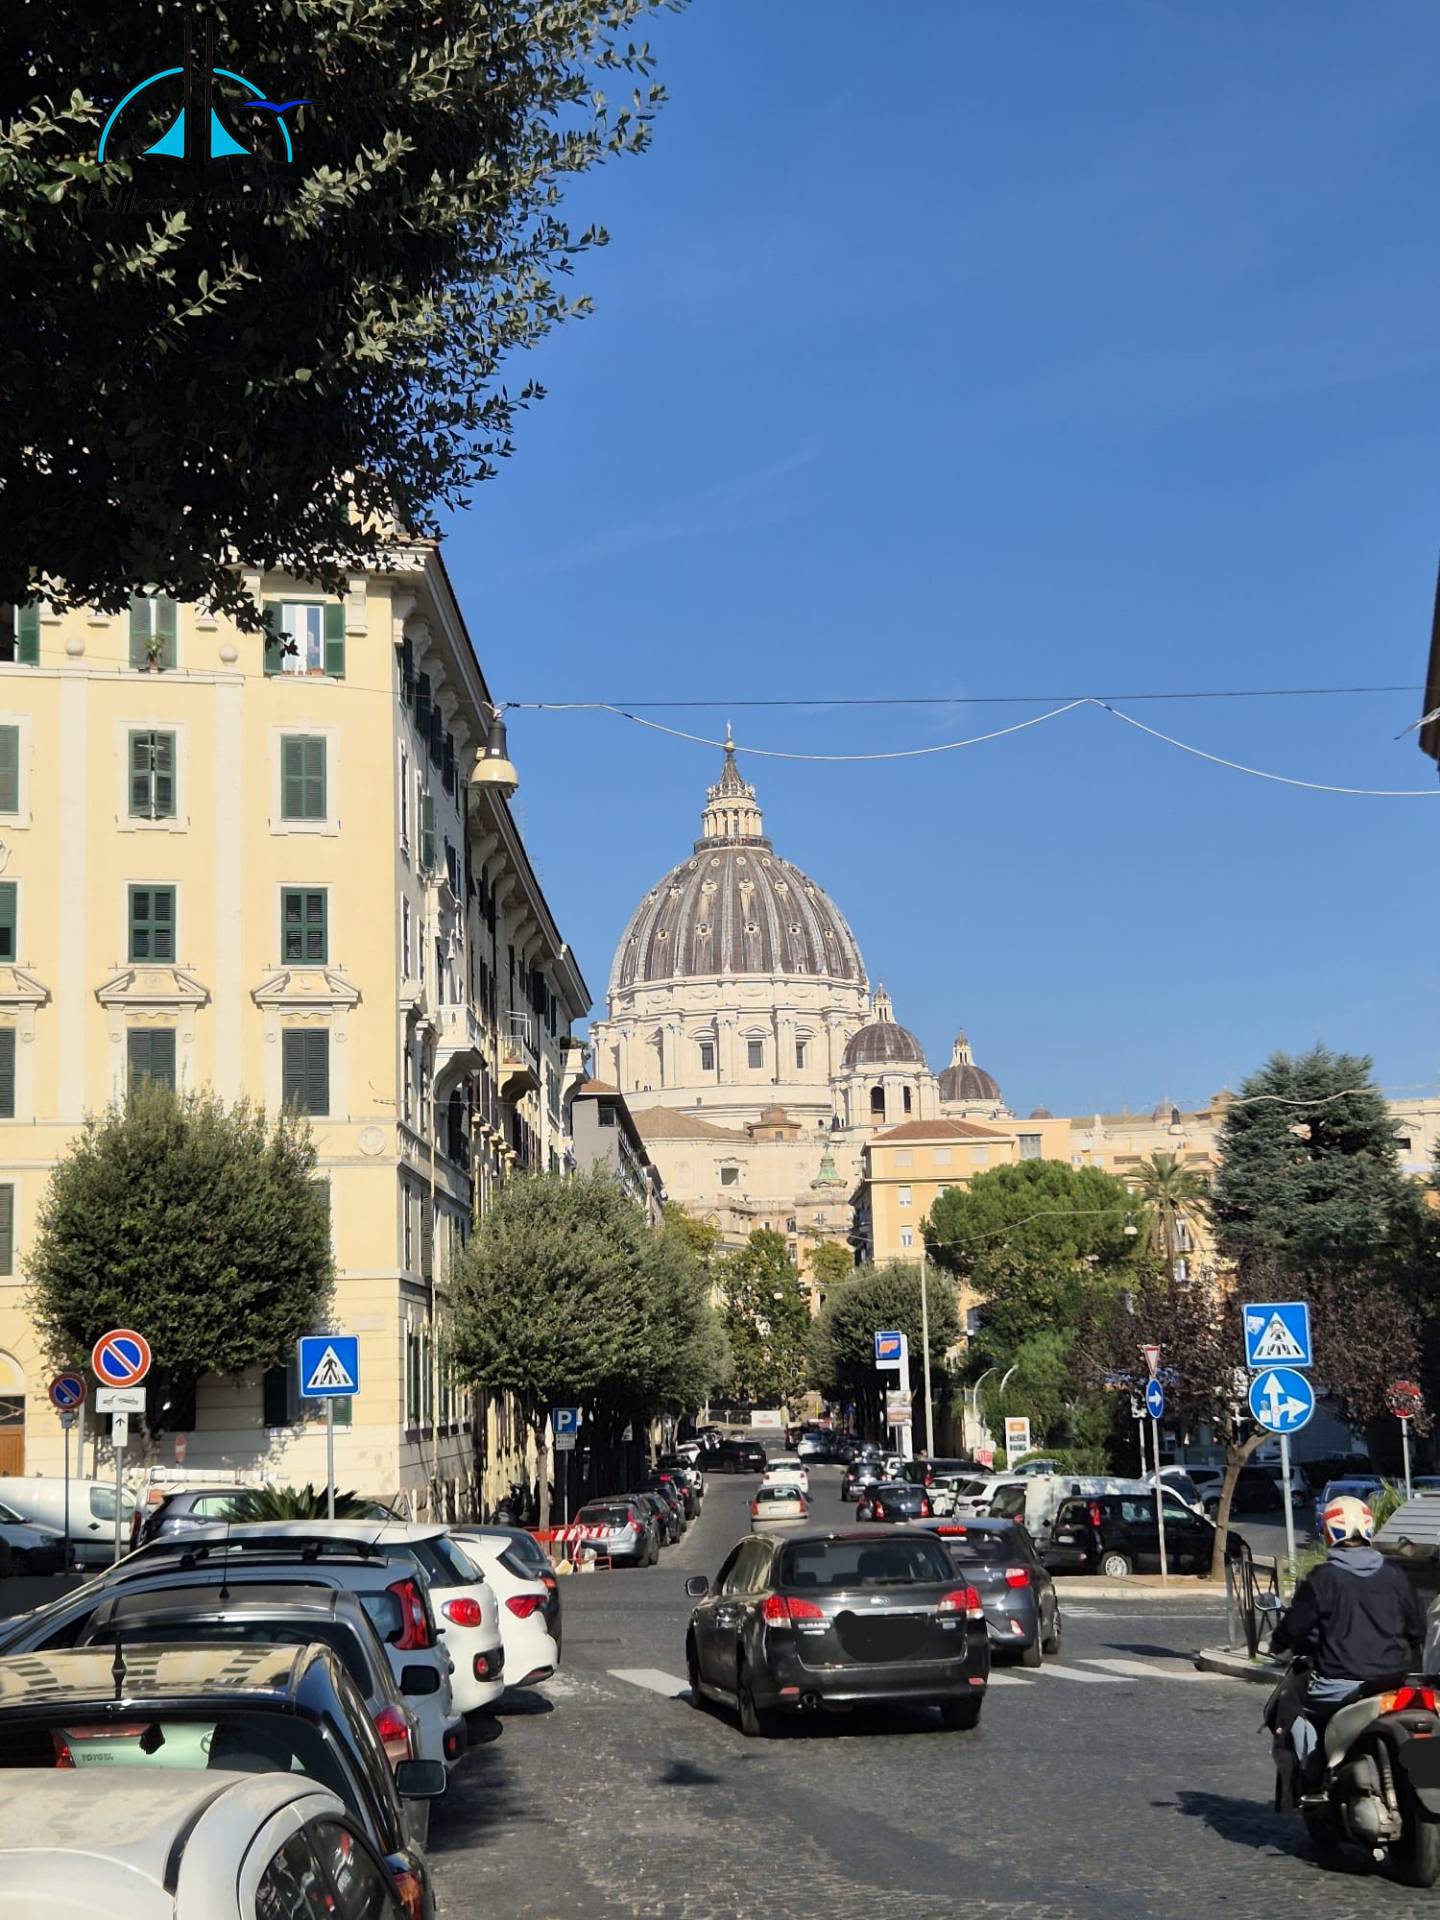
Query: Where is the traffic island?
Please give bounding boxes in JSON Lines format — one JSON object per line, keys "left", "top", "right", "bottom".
{"left": 1052, "top": 1575, "right": 1226, "bottom": 1601}
{"left": 1194, "top": 1646, "right": 1284, "bottom": 1682}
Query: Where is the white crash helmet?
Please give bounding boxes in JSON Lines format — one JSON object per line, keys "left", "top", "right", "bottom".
{"left": 1321, "top": 1494, "right": 1375, "bottom": 1547}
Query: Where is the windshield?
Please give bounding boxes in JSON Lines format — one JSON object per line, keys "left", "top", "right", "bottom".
{"left": 778, "top": 1537, "right": 954, "bottom": 1589}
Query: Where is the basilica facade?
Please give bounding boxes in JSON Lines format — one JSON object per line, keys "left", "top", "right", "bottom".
{"left": 589, "top": 740, "right": 1008, "bottom": 1280}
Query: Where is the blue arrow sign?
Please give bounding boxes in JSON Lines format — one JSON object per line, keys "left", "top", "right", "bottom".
{"left": 1242, "top": 1301, "right": 1312, "bottom": 1370}
{"left": 552, "top": 1407, "right": 580, "bottom": 1436}
{"left": 1144, "top": 1378, "right": 1165, "bottom": 1421}
{"left": 297, "top": 1333, "right": 360, "bottom": 1399}
{"left": 1248, "top": 1365, "right": 1315, "bottom": 1434}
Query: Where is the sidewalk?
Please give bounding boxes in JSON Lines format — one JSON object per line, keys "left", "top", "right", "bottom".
{"left": 1053, "top": 1575, "right": 1226, "bottom": 1602}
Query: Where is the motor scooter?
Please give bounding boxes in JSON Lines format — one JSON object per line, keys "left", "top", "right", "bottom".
{"left": 1257, "top": 1592, "right": 1440, "bottom": 1885}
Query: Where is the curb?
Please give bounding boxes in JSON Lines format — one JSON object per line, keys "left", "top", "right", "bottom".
{"left": 1052, "top": 1578, "right": 1226, "bottom": 1601}
{"left": 1194, "top": 1646, "right": 1283, "bottom": 1683}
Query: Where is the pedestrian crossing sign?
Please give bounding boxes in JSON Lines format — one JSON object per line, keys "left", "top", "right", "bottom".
{"left": 298, "top": 1333, "right": 360, "bottom": 1398}
{"left": 1241, "top": 1301, "right": 1311, "bottom": 1371}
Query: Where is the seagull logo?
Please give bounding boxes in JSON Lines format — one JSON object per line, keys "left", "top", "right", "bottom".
{"left": 238, "top": 98, "right": 310, "bottom": 119}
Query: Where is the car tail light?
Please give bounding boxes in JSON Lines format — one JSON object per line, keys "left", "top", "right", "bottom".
{"left": 923, "top": 1467, "right": 934, "bottom": 1486}
{"left": 1379, "top": 1686, "right": 1439, "bottom": 1714}
{"left": 938, "top": 1586, "right": 985, "bottom": 1620}
{"left": 443, "top": 1596, "right": 484, "bottom": 1629}
{"left": 388, "top": 1861, "right": 426, "bottom": 1920}
{"left": 872, "top": 1501, "right": 885, "bottom": 1518}
{"left": 761, "top": 1594, "right": 827, "bottom": 1624}
{"left": 388, "top": 1577, "right": 434, "bottom": 1650}
{"left": 540, "top": 1573, "right": 557, "bottom": 1590}
{"left": 1004, "top": 1566, "right": 1031, "bottom": 1589}
{"left": 473, "top": 1651, "right": 496, "bottom": 1680}
{"left": 920, "top": 1498, "right": 932, "bottom": 1518}
{"left": 373, "top": 1705, "right": 414, "bottom": 1768}
{"left": 506, "top": 1593, "right": 545, "bottom": 1618}
{"left": 750, "top": 1501, "right": 759, "bottom": 1516}
{"left": 937, "top": 1524, "right": 967, "bottom": 1536}
{"left": 52, "top": 1736, "right": 74, "bottom": 1769}
{"left": 1087, "top": 1502, "right": 1104, "bottom": 1526}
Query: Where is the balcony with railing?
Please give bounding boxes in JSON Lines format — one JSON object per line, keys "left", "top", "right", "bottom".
{"left": 500, "top": 1010, "right": 539, "bottom": 1099}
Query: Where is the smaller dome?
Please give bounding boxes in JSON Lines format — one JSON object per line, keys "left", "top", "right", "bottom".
{"left": 938, "top": 1030, "right": 1003, "bottom": 1106}
{"left": 842, "top": 986, "right": 927, "bottom": 1069}
{"left": 1028, "top": 1105, "right": 1053, "bottom": 1120}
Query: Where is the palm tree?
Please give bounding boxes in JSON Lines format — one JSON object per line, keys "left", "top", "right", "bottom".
{"left": 1128, "top": 1152, "right": 1211, "bottom": 1281}
{"left": 226, "top": 1483, "right": 372, "bottom": 1521}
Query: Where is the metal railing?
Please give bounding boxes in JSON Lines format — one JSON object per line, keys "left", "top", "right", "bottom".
{"left": 1226, "top": 1549, "right": 1281, "bottom": 1657}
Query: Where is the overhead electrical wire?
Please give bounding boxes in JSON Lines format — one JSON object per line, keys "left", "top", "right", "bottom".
{"left": 511, "top": 696, "right": 1440, "bottom": 797}
{"left": 517, "top": 684, "right": 1421, "bottom": 709}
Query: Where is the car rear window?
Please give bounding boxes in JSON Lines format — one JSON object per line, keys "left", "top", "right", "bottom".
{"left": 81, "top": 1617, "right": 373, "bottom": 1692}
{"left": 417, "top": 1537, "right": 482, "bottom": 1587}
{"left": 1055, "top": 1500, "right": 1093, "bottom": 1527}
{"left": 357, "top": 1592, "right": 405, "bottom": 1644}
{"left": 755, "top": 1485, "right": 803, "bottom": 1504}
{"left": 0, "top": 1710, "right": 350, "bottom": 1802}
{"left": 936, "top": 1527, "right": 1018, "bottom": 1564}
{"left": 778, "top": 1537, "right": 954, "bottom": 1589}
{"left": 576, "top": 1505, "right": 633, "bottom": 1527}
{"left": 987, "top": 1485, "right": 1026, "bottom": 1521}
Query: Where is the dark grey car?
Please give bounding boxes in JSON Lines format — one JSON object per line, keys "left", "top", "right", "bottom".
{"left": 856, "top": 1481, "right": 931, "bottom": 1523}
{"left": 919, "top": 1517, "right": 1061, "bottom": 1665}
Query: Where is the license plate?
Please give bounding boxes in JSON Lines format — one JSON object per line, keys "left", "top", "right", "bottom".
{"left": 1054, "top": 1532, "right": 1075, "bottom": 1544}
{"left": 1399, "top": 1736, "right": 1440, "bottom": 1790}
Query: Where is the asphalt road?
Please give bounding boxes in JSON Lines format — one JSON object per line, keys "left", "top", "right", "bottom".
{"left": 428, "top": 1465, "right": 1437, "bottom": 1920}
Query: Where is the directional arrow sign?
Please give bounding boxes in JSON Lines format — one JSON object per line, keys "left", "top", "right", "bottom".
{"left": 1144, "top": 1378, "right": 1165, "bottom": 1421}
{"left": 1248, "top": 1365, "right": 1315, "bottom": 1435}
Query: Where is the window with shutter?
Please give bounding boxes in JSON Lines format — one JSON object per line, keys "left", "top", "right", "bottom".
{"left": 262, "top": 599, "right": 285, "bottom": 675}
{"left": 281, "top": 888, "right": 328, "bottom": 963}
{"left": 322, "top": 601, "right": 346, "bottom": 677}
{"left": 420, "top": 793, "right": 436, "bottom": 871}
{"left": 127, "top": 1028, "right": 176, "bottom": 1092}
{"left": 398, "top": 636, "right": 414, "bottom": 709}
{"left": 282, "top": 1028, "right": 330, "bottom": 1115}
{"left": 0, "top": 727, "right": 17, "bottom": 814}
{"left": 0, "top": 1029, "right": 14, "bottom": 1119}
{"left": 128, "top": 731, "right": 175, "bottom": 820}
{"left": 0, "top": 882, "right": 14, "bottom": 962}
{"left": 428, "top": 700, "right": 443, "bottom": 768}
{"left": 415, "top": 675, "right": 431, "bottom": 737}
{"left": 128, "top": 885, "right": 175, "bottom": 962}
{"left": 442, "top": 733, "right": 455, "bottom": 795}
{"left": 280, "top": 735, "right": 326, "bottom": 820}
{"left": 0, "top": 1184, "right": 12, "bottom": 1274}
{"left": 0, "top": 605, "right": 39, "bottom": 666}
{"left": 128, "top": 595, "right": 178, "bottom": 670}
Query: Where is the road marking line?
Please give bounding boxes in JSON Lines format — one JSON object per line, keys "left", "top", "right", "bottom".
{"left": 1079, "top": 1656, "right": 1215, "bottom": 1683}
{"left": 608, "top": 1667, "right": 691, "bottom": 1699}
{"left": 984, "top": 1672, "right": 1029, "bottom": 1687}
{"left": 1032, "top": 1662, "right": 1127, "bottom": 1684}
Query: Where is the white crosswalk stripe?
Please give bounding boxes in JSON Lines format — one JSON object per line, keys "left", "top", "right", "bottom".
{"left": 1031, "top": 1661, "right": 1126, "bottom": 1683}
{"left": 603, "top": 1655, "right": 1230, "bottom": 1704}
{"left": 1080, "top": 1656, "right": 1217, "bottom": 1684}
{"left": 608, "top": 1667, "right": 691, "bottom": 1698}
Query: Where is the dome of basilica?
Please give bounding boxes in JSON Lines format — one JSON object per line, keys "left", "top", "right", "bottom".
{"left": 841, "top": 987, "right": 927, "bottom": 1069}
{"left": 609, "top": 741, "right": 866, "bottom": 993}
{"left": 938, "top": 1031, "right": 1003, "bottom": 1105}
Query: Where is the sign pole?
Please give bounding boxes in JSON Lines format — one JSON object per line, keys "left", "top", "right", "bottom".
{"left": 919, "top": 1258, "right": 935, "bottom": 1458}
{"left": 1150, "top": 1413, "right": 1168, "bottom": 1584}
{"left": 113, "top": 1429, "right": 124, "bottom": 1566}
{"left": 1280, "top": 1433, "right": 1297, "bottom": 1586}
{"left": 326, "top": 1397, "right": 336, "bottom": 1521}
{"left": 63, "top": 1419, "right": 70, "bottom": 1570}
{"left": 1402, "top": 1418, "right": 1413, "bottom": 1502}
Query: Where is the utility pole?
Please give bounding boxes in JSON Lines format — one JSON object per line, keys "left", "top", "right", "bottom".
{"left": 919, "top": 1255, "right": 935, "bottom": 1457}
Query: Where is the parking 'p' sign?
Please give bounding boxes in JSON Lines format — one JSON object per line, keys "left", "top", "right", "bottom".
{"left": 91, "top": 1327, "right": 152, "bottom": 1389}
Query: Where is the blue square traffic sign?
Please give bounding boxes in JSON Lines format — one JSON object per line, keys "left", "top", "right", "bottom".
{"left": 297, "top": 1333, "right": 360, "bottom": 1398}
{"left": 552, "top": 1407, "right": 580, "bottom": 1436}
{"left": 1241, "top": 1301, "right": 1311, "bottom": 1370}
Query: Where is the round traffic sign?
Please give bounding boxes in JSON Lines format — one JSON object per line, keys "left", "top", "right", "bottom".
{"left": 90, "top": 1327, "right": 152, "bottom": 1389}
{"left": 1144, "top": 1377, "right": 1165, "bottom": 1421}
{"left": 1388, "top": 1379, "right": 1423, "bottom": 1421}
{"left": 48, "top": 1372, "right": 86, "bottom": 1411}
{"left": 1248, "top": 1365, "right": 1315, "bottom": 1434}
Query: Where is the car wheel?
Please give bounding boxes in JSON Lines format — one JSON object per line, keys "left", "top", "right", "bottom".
{"left": 1041, "top": 1606, "right": 1062, "bottom": 1658}
{"left": 736, "top": 1662, "right": 778, "bottom": 1739}
{"left": 1098, "top": 1551, "right": 1132, "bottom": 1579}
{"left": 940, "top": 1699, "right": 981, "bottom": 1731}
{"left": 1020, "top": 1637, "right": 1043, "bottom": 1668}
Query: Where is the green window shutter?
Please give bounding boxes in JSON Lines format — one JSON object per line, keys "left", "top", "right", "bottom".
{"left": 0, "top": 1185, "right": 12, "bottom": 1275}
{"left": 128, "top": 596, "right": 148, "bottom": 668}
{"left": 281, "top": 736, "right": 325, "bottom": 821}
{"left": 129, "top": 732, "right": 152, "bottom": 816}
{"left": 400, "top": 636, "right": 414, "bottom": 708}
{"left": 304, "top": 737, "right": 326, "bottom": 818}
{"left": 415, "top": 675, "right": 431, "bottom": 737}
{"left": 282, "top": 888, "right": 327, "bottom": 963}
{"left": 282, "top": 1029, "right": 329, "bottom": 1114}
{"left": 0, "top": 881, "right": 17, "bottom": 962}
{"left": 262, "top": 599, "right": 285, "bottom": 675}
{"left": 282, "top": 1029, "right": 307, "bottom": 1107}
{"left": 420, "top": 793, "right": 436, "bottom": 871}
{"left": 128, "top": 885, "right": 175, "bottom": 962}
{"left": 0, "top": 726, "right": 18, "bottom": 813}
{"left": 153, "top": 733, "right": 175, "bottom": 817}
{"left": 16, "top": 604, "right": 38, "bottom": 666}
{"left": 156, "top": 596, "right": 178, "bottom": 669}
{"left": 0, "top": 1029, "right": 15, "bottom": 1119}
{"left": 127, "top": 1028, "right": 175, "bottom": 1092}
{"left": 323, "top": 602, "right": 345, "bottom": 678}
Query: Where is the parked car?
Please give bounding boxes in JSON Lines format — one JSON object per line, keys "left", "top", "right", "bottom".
{"left": 449, "top": 1530, "right": 559, "bottom": 1690}
{"left": 1044, "top": 1491, "right": 1244, "bottom": 1577}
{"left": 127, "top": 1521, "right": 506, "bottom": 1720}
{"left": 0, "top": 1644, "right": 443, "bottom": 1912}
{"left": 857, "top": 1481, "right": 932, "bottom": 1523}
{"left": 674, "top": 1441, "right": 703, "bottom": 1464}
{"left": 750, "top": 1484, "right": 810, "bottom": 1529}
{"left": 1315, "top": 1475, "right": 1386, "bottom": 1536}
{"left": 903, "top": 1457, "right": 984, "bottom": 1490}
{"left": 0, "top": 1498, "right": 66, "bottom": 1575}
{"left": 841, "top": 1459, "right": 884, "bottom": 1504}
{"left": 643, "top": 1469, "right": 696, "bottom": 1520}
{"left": 453, "top": 1525, "right": 562, "bottom": 1656}
{"left": 684, "top": 1526, "right": 989, "bottom": 1734}
{"left": 0, "top": 1769, "right": 429, "bottom": 1920}
{"left": 74, "top": 1585, "right": 431, "bottom": 1807}
{"left": 131, "top": 1484, "right": 398, "bottom": 1551}
{"left": 629, "top": 1488, "right": 682, "bottom": 1546}
{"left": 921, "top": 1517, "right": 1061, "bottom": 1666}
{"left": 1158, "top": 1467, "right": 1206, "bottom": 1515}
{"left": 1, "top": 1538, "right": 466, "bottom": 1772}
{"left": 715, "top": 1440, "right": 769, "bottom": 1474}
{"left": 565, "top": 1500, "right": 658, "bottom": 1567}
{"left": 656, "top": 1455, "right": 705, "bottom": 1506}
{"left": 0, "top": 1476, "right": 137, "bottom": 1566}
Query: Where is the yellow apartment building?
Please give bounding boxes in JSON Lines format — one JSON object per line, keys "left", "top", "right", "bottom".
{"left": 0, "top": 545, "right": 589, "bottom": 1514}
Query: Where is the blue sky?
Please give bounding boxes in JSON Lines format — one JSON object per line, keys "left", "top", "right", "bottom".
{"left": 442, "top": 0, "right": 1440, "bottom": 1119}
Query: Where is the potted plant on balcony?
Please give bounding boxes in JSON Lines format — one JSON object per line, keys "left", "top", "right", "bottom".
{"left": 143, "top": 633, "right": 165, "bottom": 672}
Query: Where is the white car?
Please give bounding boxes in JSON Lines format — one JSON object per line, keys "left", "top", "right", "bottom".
{"left": 452, "top": 1529, "right": 560, "bottom": 1689}
{"left": 750, "top": 1484, "right": 809, "bottom": 1529}
{"left": 674, "top": 1441, "right": 703, "bottom": 1464}
{"left": 762, "top": 1457, "right": 809, "bottom": 1495}
{"left": 0, "top": 1769, "right": 409, "bottom": 1919}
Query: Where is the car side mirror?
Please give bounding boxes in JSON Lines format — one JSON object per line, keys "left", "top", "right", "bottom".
{"left": 685, "top": 1575, "right": 709, "bottom": 1599}
{"left": 394, "top": 1758, "right": 447, "bottom": 1800}
{"left": 400, "top": 1664, "right": 442, "bottom": 1697}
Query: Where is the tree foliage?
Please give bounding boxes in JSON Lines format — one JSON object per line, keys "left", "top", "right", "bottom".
{"left": 807, "top": 1262, "right": 959, "bottom": 1437}
{"left": 717, "top": 1230, "right": 810, "bottom": 1409}
{"left": 807, "top": 1240, "right": 855, "bottom": 1296}
{"left": 0, "top": 2, "right": 680, "bottom": 618}
{"left": 27, "top": 1082, "right": 332, "bottom": 1387}
{"left": 1127, "top": 1151, "right": 1210, "bottom": 1273}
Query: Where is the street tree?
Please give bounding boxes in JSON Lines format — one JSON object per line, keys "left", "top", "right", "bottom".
{"left": 718, "top": 1230, "right": 811, "bottom": 1410}
{"left": 806, "top": 1240, "right": 856, "bottom": 1297}
{"left": 1127, "top": 1151, "right": 1210, "bottom": 1279}
{"left": 807, "top": 1263, "right": 958, "bottom": 1440}
{"left": 27, "top": 1082, "right": 332, "bottom": 1429}
{"left": 926, "top": 1159, "right": 1143, "bottom": 1359}
{"left": 0, "top": 3, "right": 680, "bottom": 621}
{"left": 449, "top": 1168, "right": 653, "bottom": 1530}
